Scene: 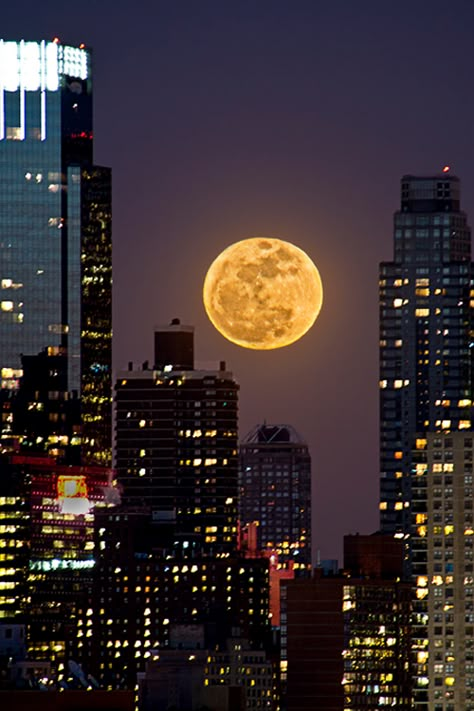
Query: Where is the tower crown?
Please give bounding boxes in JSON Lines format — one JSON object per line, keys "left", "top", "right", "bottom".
{"left": 400, "top": 174, "right": 460, "bottom": 212}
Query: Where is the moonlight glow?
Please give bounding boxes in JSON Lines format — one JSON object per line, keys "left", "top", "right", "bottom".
{"left": 203, "top": 237, "right": 323, "bottom": 350}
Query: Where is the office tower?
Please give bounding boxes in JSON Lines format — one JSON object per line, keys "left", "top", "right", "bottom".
{"left": 115, "top": 321, "right": 239, "bottom": 554}
{"left": 0, "top": 39, "right": 112, "bottom": 465}
{"left": 239, "top": 424, "right": 311, "bottom": 572}
{"left": 379, "top": 173, "right": 472, "bottom": 536}
{"left": 282, "top": 535, "right": 413, "bottom": 711}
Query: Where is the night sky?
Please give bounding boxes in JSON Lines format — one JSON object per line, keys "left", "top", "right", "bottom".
{"left": 4, "top": 0, "right": 474, "bottom": 560}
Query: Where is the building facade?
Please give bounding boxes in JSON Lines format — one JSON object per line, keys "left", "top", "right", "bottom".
{"left": 282, "top": 535, "right": 413, "bottom": 711}
{"left": 379, "top": 173, "right": 474, "bottom": 707}
{"left": 115, "top": 321, "right": 239, "bottom": 555}
{"left": 412, "top": 432, "right": 474, "bottom": 709}
{"left": 0, "top": 39, "right": 112, "bottom": 465}
{"left": 74, "top": 508, "right": 270, "bottom": 691}
{"left": 0, "top": 452, "right": 116, "bottom": 668}
{"left": 239, "top": 424, "right": 311, "bottom": 572}
{"left": 379, "top": 173, "right": 473, "bottom": 537}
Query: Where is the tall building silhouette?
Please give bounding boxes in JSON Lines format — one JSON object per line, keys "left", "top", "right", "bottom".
{"left": 239, "top": 424, "right": 311, "bottom": 572}
{"left": 379, "top": 173, "right": 472, "bottom": 535}
{"left": 115, "top": 321, "right": 239, "bottom": 554}
{"left": 379, "top": 173, "right": 474, "bottom": 708}
{"left": 0, "top": 39, "right": 112, "bottom": 464}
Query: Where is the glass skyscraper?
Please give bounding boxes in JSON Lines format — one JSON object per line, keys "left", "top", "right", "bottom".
{"left": 0, "top": 39, "right": 112, "bottom": 464}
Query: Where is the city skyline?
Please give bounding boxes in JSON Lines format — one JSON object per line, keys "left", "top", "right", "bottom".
{"left": 3, "top": 1, "right": 474, "bottom": 560}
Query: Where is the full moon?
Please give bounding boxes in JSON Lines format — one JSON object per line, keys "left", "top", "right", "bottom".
{"left": 203, "top": 237, "right": 323, "bottom": 350}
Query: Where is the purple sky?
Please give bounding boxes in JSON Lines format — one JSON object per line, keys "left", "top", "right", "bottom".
{"left": 4, "top": 0, "right": 474, "bottom": 560}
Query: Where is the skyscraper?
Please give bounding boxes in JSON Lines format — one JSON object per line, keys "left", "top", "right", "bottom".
{"left": 379, "top": 173, "right": 474, "bottom": 708}
{"left": 379, "top": 173, "right": 472, "bottom": 536}
{"left": 0, "top": 39, "right": 112, "bottom": 464}
{"left": 115, "top": 320, "right": 239, "bottom": 554}
{"left": 239, "top": 424, "right": 311, "bottom": 572}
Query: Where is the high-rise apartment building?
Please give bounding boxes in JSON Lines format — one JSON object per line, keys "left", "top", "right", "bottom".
{"left": 239, "top": 424, "right": 311, "bottom": 572}
{"left": 379, "top": 173, "right": 474, "bottom": 708}
{"left": 115, "top": 321, "right": 239, "bottom": 554}
{"left": 379, "top": 173, "right": 472, "bottom": 535}
{"left": 0, "top": 39, "right": 112, "bottom": 464}
{"left": 411, "top": 432, "right": 474, "bottom": 709}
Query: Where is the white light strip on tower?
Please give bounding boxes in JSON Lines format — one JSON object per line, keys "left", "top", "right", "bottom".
{"left": 0, "top": 40, "right": 4, "bottom": 140}
{"left": 3, "top": 41, "right": 19, "bottom": 92}
{"left": 40, "top": 40, "right": 46, "bottom": 140}
{"left": 1, "top": 40, "right": 87, "bottom": 94}
{"left": 45, "top": 42, "right": 59, "bottom": 91}
{"left": 19, "top": 41, "right": 25, "bottom": 140}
